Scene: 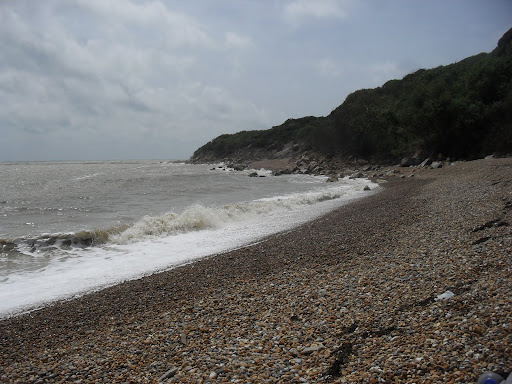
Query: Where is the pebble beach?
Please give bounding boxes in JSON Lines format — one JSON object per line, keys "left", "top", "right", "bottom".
{"left": 1, "top": 158, "right": 511, "bottom": 383}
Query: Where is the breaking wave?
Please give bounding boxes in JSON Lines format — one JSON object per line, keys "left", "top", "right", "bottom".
{"left": 111, "top": 182, "right": 368, "bottom": 244}
{"left": 0, "top": 227, "right": 128, "bottom": 257}
{"left": 1, "top": 181, "right": 375, "bottom": 254}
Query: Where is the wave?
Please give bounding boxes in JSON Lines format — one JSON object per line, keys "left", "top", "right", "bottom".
{"left": 111, "top": 182, "right": 369, "bottom": 244}
{"left": 1, "top": 180, "right": 375, "bottom": 254}
{"left": 73, "top": 172, "right": 102, "bottom": 181}
{"left": 0, "top": 226, "right": 129, "bottom": 256}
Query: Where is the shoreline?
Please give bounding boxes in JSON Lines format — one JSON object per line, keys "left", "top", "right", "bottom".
{"left": 1, "top": 158, "right": 511, "bottom": 383}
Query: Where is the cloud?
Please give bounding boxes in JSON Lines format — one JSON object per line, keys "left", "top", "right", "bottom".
{"left": 225, "top": 32, "right": 253, "bottom": 49}
{"left": 74, "top": 0, "right": 212, "bottom": 48}
{"left": 284, "top": 0, "right": 350, "bottom": 25}
{"left": 316, "top": 58, "right": 341, "bottom": 77}
{"left": 0, "top": 0, "right": 272, "bottom": 160}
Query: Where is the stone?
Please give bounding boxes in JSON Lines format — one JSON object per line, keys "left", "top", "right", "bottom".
{"left": 159, "top": 367, "right": 178, "bottom": 382}
{"left": 301, "top": 343, "right": 325, "bottom": 355}
{"left": 419, "top": 158, "right": 432, "bottom": 167}
{"left": 349, "top": 172, "right": 365, "bottom": 179}
{"left": 364, "top": 185, "right": 371, "bottom": 191}
{"left": 326, "top": 176, "right": 339, "bottom": 183}
{"left": 431, "top": 161, "right": 443, "bottom": 169}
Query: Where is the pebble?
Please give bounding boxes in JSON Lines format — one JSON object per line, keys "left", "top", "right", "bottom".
{"left": 158, "top": 367, "right": 178, "bottom": 382}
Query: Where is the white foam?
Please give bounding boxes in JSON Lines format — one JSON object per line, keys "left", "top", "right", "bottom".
{"left": 111, "top": 180, "right": 370, "bottom": 244}
{"left": 0, "top": 178, "right": 378, "bottom": 317}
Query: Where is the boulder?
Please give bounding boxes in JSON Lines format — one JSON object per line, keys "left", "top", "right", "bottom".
{"left": 326, "top": 176, "right": 339, "bottom": 183}
{"left": 248, "top": 172, "right": 259, "bottom": 177}
{"left": 431, "top": 161, "right": 443, "bottom": 169}
{"left": 349, "top": 172, "right": 365, "bottom": 179}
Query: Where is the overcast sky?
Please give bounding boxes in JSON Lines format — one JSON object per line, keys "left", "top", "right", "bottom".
{"left": 1, "top": 0, "right": 511, "bottom": 161}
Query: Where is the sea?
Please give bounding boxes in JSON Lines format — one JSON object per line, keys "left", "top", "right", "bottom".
{"left": 0, "top": 160, "right": 378, "bottom": 317}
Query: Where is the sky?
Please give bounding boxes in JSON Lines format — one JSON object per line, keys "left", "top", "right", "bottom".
{"left": 0, "top": 1, "right": 511, "bottom": 161}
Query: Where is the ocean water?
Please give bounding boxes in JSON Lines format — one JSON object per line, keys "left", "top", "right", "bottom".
{"left": 0, "top": 160, "right": 378, "bottom": 317}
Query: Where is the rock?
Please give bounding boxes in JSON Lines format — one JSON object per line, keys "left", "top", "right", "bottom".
{"left": 248, "top": 172, "right": 259, "bottom": 177}
{"left": 301, "top": 343, "right": 325, "bottom": 355}
{"left": 431, "top": 161, "right": 443, "bottom": 169}
{"left": 312, "top": 165, "right": 323, "bottom": 174}
{"left": 159, "top": 367, "right": 178, "bottom": 382}
{"left": 326, "top": 176, "right": 339, "bottom": 183}
{"left": 364, "top": 185, "right": 371, "bottom": 191}
{"left": 419, "top": 158, "right": 432, "bottom": 167}
{"left": 349, "top": 172, "right": 365, "bottom": 179}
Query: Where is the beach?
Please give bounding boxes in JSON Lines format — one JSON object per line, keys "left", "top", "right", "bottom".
{"left": 1, "top": 158, "right": 511, "bottom": 383}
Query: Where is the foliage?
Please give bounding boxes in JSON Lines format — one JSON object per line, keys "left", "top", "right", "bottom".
{"left": 193, "top": 28, "right": 512, "bottom": 161}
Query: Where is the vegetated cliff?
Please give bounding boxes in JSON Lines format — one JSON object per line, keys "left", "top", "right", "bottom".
{"left": 192, "top": 28, "right": 512, "bottom": 165}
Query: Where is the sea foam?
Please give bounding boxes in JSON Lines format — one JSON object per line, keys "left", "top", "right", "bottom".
{"left": 111, "top": 180, "right": 368, "bottom": 244}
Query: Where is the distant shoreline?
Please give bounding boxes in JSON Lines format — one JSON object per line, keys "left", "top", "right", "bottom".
{"left": 1, "top": 158, "right": 511, "bottom": 383}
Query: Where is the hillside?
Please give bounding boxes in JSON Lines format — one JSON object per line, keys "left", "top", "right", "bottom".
{"left": 192, "top": 28, "right": 512, "bottom": 165}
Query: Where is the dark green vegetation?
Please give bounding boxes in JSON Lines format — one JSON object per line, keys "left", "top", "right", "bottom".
{"left": 193, "top": 28, "right": 512, "bottom": 162}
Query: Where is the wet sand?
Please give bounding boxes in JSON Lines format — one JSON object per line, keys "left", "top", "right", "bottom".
{"left": 1, "top": 158, "right": 511, "bottom": 383}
